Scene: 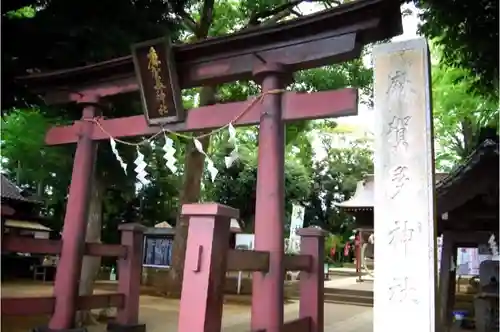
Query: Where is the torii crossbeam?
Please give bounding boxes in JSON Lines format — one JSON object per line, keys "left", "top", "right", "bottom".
{"left": 17, "top": 0, "right": 402, "bottom": 331}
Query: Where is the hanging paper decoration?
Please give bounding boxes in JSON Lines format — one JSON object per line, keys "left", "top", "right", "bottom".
{"left": 109, "top": 138, "right": 128, "bottom": 174}
{"left": 224, "top": 123, "right": 239, "bottom": 168}
{"left": 162, "top": 134, "right": 178, "bottom": 174}
{"left": 193, "top": 138, "right": 218, "bottom": 182}
{"left": 488, "top": 234, "right": 499, "bottom": 256}
{"left": 134, "top": 147, "right": 150, "bottom": 185}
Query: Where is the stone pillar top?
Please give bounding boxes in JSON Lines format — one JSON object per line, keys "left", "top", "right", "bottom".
{"left": 181, "top": 203, "right": 240, "bottom": 219}
{"left": 118, "top": 222, "right": 147, "bottom": 232}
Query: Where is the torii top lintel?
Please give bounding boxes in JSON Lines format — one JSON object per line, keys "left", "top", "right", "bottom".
{"left": 17, "top": 0, "right": 402, "bottom": 104}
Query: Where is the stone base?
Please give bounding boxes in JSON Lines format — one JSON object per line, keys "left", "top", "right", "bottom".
{"left": 32, "top": 327, "right": 87, "bottom": 332}
{"left": 107, "top": 322, "right": 146, "bottom": 332}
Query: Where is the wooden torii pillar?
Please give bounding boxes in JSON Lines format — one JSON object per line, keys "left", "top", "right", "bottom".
{"left": 18, "top": 1, "right": 403, "bottom": 330}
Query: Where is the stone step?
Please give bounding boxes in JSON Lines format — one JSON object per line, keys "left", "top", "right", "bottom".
{"left": 323, "top": 299, "right": 373, "bottom": 308}
{"left": 290, "top": 288, "right": 374, "bottom": 307}
{"left": 324, "top": 293, "right": 373, "bottom": 307}
{"left": 324, "top": 287, "right": 373, "bottom": 298}
{"left": 328, "top": 271, "right": 364, "bottom": 277}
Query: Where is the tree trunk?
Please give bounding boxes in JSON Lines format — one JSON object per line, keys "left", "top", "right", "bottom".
{"left": 460, "top": 118, "right": 474, "bottom": 158}
{"left": 37, "top": 181, "right": 43, "bottom": 197}
{"left": 75, "top": 172, "right": 104, "bottom": 326}
{"left": 16, "top": 160, "right": 21, "bottom": 184}
{"left": 166, "top": 85, "right": 216, "bottom": 296}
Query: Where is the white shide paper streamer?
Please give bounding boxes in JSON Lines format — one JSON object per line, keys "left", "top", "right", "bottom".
{"left": 109, "top": 138, "right": 128, "bottom": 174}
{"left": 224, "top": 123, "right": 239, "bottom": 168}
{"left": 134, "top": 147, "right": 150, "bottom": 185}
{"left": 488, "top": 234, "right": 499, "bottom": 257}
{"left": 193, "top": 138, "right": 218, "bottom": 182}
{"left": 162, "top": 134, "right": 178, "bottom": 174}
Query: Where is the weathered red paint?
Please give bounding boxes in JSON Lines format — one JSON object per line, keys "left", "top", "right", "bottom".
{"left": 1, "top": 235, "right": 127, "bottom": 257}
{"left": 114, "top": 223, "right": 146, "bottom": 328}
{"left": 176, "top": 202, "right": 327, "bottom": 332}
{"left": 282, "top": 317, "right": 313, "bottom": 332}
{"left": 1, "top": 204, "right": 15, "bottom": 216}
{"left": 45, "top": 88, "right": 358, "bottom": 146}
{"left": 178, "top": 203, "right": 239, "bottom": 332}
{"left": 251, "top": 62, "right": 288, "bottom": 332}
{"left": 1, "top": 294, "right": 125, "bottom": 316}
{"left": 49, "top": 101, "right": 99, "bottom": 329}
{"left": 355, "top": 234, "right": 361, "bottom": 276}
{"left": 16, "top": 0, "right": 402, "bottom": 104}
{"left": 0, "top": 215, "right": 146, "bottom": 328}
{"left": 297, "top": 227, "right": 327, "bottom": 332}
{"left": 13, "top": 1, "right": 404, "bottom": 329}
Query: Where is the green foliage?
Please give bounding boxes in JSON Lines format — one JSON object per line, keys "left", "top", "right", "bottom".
{"left": 1, "top": 0, "right": 374, "bottom": 247}
{"left": 415, "top": 0, "right": 499, "bottom": 96}
{"left": 304, "top": 126, "right": 374, "bottom": 233}
{"left": 432, "top": 62, "right": 499, "bottom": 171}
{"left": 1, "top": 109, "right": 71, "bottom": 191}
{"left": 203, "top": 129, "right": 312, "bottom": 230}
{"left": 324, "top": 233, "right": 345, "bottom": 263}
{"left": 5, "top": 5, "right": 36, "bottom": 19}
{"left": 294, "top": 58, "right": 373, "bottom": 102}
{"left": 2, "top": 0, "right": 188, "bottom": 109}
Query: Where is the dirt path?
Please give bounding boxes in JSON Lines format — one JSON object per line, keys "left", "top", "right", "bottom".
{"left": 2, "top": 281, "right": 373, "bottom": 331}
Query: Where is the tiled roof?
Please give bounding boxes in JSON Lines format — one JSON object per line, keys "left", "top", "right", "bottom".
{"left": 336, "top": 139, "right": 499, "bottom": 211}
{"left": 1, "top": 174, "right": 40, "bottom": 203}
{"left": 336, "top": 172, "right": 449, "bottom": 211}
{"left": 435, "top": 139, "right": 498, "bottom": 197}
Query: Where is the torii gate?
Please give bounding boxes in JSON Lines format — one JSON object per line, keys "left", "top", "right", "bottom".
{"left": 17, "top": 0, "right": 402, "bottom": 331}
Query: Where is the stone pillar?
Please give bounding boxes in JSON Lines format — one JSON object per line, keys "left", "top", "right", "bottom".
{"left": 297, "top": 227, "right": 326, "bottom": 332}
{"left": 177, "top": 203, "right": 239, "bottom": 332}
{"left": 108, "top": 223, "right": 146, "bottom": 332}
{"left": 373, "top": 38, "right": 437, "bottom": 332}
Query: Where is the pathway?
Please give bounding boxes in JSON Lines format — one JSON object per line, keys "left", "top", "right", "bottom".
{"left": 2, "top": 277, "right": 374, "bottom": 331}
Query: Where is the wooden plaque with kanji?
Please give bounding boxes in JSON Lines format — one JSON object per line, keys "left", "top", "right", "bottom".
{"left": 132, "top": 37, "right": 184, "bottom": 125}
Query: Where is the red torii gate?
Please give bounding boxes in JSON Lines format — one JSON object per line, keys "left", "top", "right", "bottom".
{"left": 14, "top": 1, "right": 402, "bottom": 331}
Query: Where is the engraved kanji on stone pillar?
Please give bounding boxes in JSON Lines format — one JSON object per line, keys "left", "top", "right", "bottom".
{"left": 373, "top": 38, "right": 437, "bottom": 332}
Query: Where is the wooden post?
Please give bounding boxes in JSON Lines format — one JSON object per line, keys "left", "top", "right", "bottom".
{"left": 48, "top": 98, "right": 98, "bottom": 330}
{"left": 297, "top": 227, "right": 326, "bottom": 332}
{"left": 357, "top": 231, "right": 364, "bottom": 283}
{"left": 438, "top": 231, "right": 454, "bottom": 331}
{"left": 177, "top": 203, "right": 239, "bottom": 332}
{"left": 373, "top": 38, "right": 437, "bottom": 332}
{"left": 446, "top": 244, "right": 458, "bottom": 330}
{"left": 251, "top": 63, "right": 289, "bottom": 332}
{"left": 108, "top": 223, "right": 146, "bottom": 332}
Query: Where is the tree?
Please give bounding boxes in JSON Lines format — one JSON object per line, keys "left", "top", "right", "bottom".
{"left": 1, "top": 109, "right": 71, "bottom": 195}
{"left": 2, "top": 0, "right": 189, "bottom": 324}
{"left": 414, "top": 0, "right": 499, "bottom": 96}
{"left": 304, "top": 123, "right": 374, "bottom": 234}
{"left": 165, "top": 0, "right": 375, "bottom": 295}
{"left": 432, "top": 63, "right": 499, "bottom": 171}
{"left": 3, "top": 0, "right": 376, "bottom": 300}
{"left": 203, "top": 128, "right": 312, "bottom": 232}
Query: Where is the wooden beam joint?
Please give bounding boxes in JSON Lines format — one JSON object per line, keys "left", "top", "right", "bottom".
{"left": 227, "top": 249, "right": 270, "bottom": 272}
